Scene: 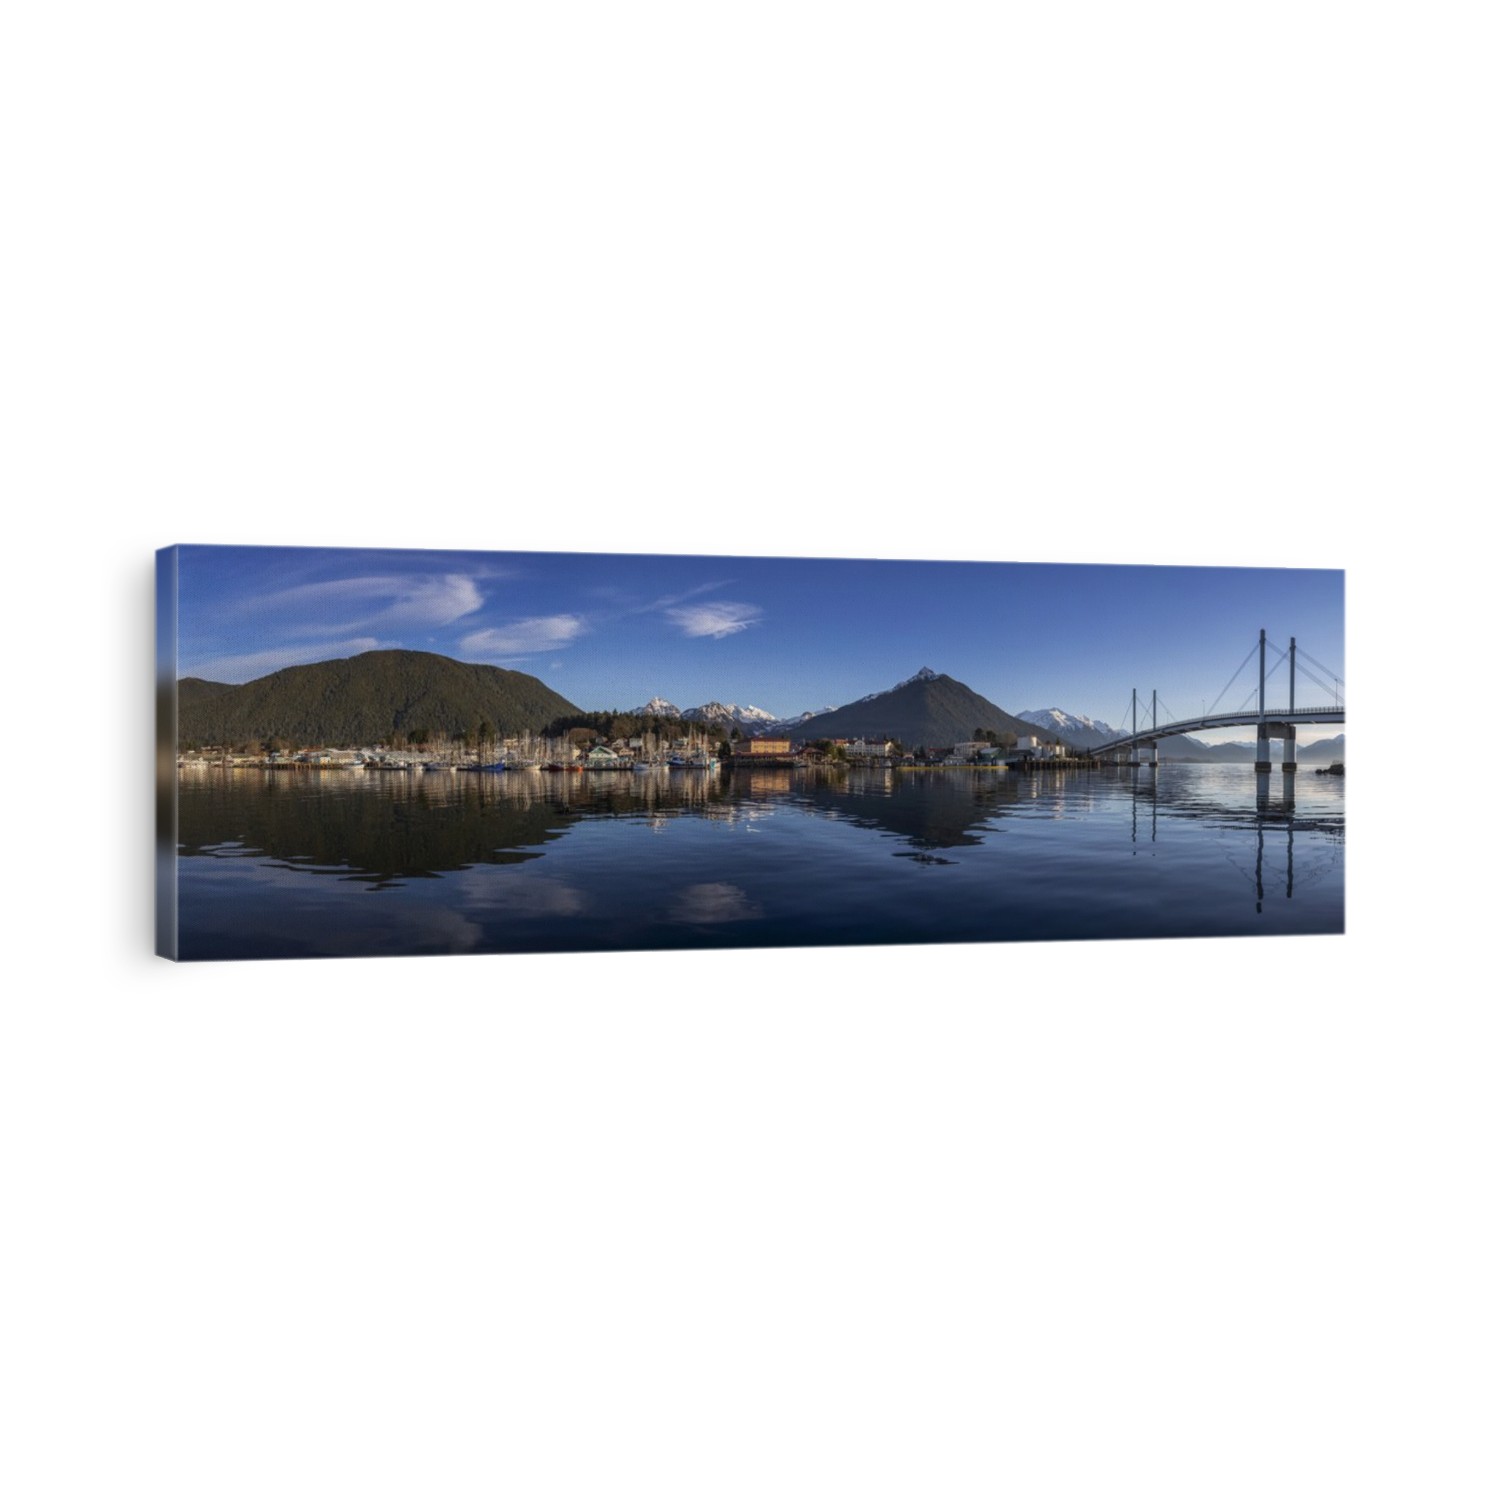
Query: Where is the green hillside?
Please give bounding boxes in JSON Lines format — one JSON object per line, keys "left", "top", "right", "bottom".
{"left": 178, "top": 650, "right": 580, "bottom": 748}
{"left": 178, "top": 677, "right": 233, "bottom": 706}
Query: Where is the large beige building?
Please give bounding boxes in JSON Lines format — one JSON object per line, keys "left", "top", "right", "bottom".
{"left": 740, "top": 737, "right": 792, "bottom": 756}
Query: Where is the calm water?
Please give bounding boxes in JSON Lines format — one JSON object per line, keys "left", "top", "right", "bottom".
{"left": 171, "top": 764, "right": 1343, "bottom": 961}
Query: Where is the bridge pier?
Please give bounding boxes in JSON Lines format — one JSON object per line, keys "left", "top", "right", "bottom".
{"left": 1255, "top": 725, "right": 1272, "bottom": 774}
{"left": 1257, "top": 720, "right": 1295, "bottom": 775}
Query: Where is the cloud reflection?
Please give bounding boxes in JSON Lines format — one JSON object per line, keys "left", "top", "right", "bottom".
{"left": 670, "top": 882, "right": 763, "bottom": 924}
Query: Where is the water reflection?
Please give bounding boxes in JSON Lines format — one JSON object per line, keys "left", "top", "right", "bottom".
{"left": 672, "top": 883, "right": 763, "bottom": 925}
{"left": 173, "top": 762, "right": 1344, "bottom": 959}
{"left": 177, "top": 767, "right": 732, "bottom": 886}
{"left": 780, "top": 768, "right": 1027, "bottom": 851}
{"left": 1114, "top": 763, "right": 1342, "bottom": 915}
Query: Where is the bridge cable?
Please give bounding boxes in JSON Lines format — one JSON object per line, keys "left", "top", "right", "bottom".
{"left": 1296, "top": 662, "right": 1336, "bottom": 694}
{"left": 1205, "top": 638, "right": 1262, "bottom": 717}
{"left": 1295, "top": 665, "right": 1341, "bottom": 704}
{"left": 1287, "top": 651, "right": 1339, "bottom": 700}
{"left": 1296, "top": 648, "right": 1344, "bottom": 704}
{"left": 1297, "top": 646, "right": 1342, "bottom": 682}
{"left": 1233, "top": 644, "right": 1289, "bottom": 715}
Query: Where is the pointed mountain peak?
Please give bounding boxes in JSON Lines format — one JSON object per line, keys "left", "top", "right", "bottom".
{"left": 856, "top": 667, "right": 944, "bottom": 704}
{"left": 632, "top": 695, "right": 684, "bottom": 717}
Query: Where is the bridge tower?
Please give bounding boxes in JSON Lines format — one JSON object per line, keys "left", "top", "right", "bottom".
{"left": 1283, "top": 637, "right": 1297, "bottom": 774}
{"left": 1127, "top": 689, "right": 1159, "bottom": 769}
{"left": 1254, "top": 627, "right": 1300, "bottom": 774}
{"left": 1255, "top": 628, "right": 1271, "bottom": 772}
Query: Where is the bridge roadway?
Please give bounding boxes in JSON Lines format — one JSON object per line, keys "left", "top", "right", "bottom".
{"left": 1090, "top": 704, "right": 1345, "bottom": 757}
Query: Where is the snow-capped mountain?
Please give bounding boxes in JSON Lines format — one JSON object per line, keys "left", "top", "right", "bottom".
{"left": 630, "top": 696, "right": 783, "bottom": 728}
{"left": 631, "top": 696, "right": 683, "bottom": 718}
{"left": 684, "top": 701, "right": 780, "bottom": 727}
{"left": 796, "top": 672, "right": 1041, "bottom": 748}
{"left": 767, "top": 707, "right": 836, "bottom": 731}
{"left": 857, "top": 666, "right": 939, "bottom": 704}
{"left": 1018, "top": 708, "right": 1121, "bottom": 745}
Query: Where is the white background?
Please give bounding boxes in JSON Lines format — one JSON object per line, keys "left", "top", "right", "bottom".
{"left": 4, "top": 5, "right": 1496, "bottom": 1497}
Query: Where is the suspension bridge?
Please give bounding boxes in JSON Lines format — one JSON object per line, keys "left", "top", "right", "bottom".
{"left": 1091, "top": 630, "right": 1344, "bottom": 772}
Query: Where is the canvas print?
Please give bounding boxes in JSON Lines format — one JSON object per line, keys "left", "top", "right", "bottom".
{"left": 156, "top": 547, "right": 1345, "bottom": 962}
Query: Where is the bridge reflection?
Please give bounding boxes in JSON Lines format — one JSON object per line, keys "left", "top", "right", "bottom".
{"left": 1115, "top": 762, "right": 1343, "bottom": 912}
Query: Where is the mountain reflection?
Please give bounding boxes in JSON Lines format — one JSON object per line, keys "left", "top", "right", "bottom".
{"left": 772, "top": 768, "right": 1025, "bottom": 850}
{"left": 176, "top": 768, "right": 732, "bottom": 886}
{"left": 177, "top": 763, "right": 1344, "bottom": 893}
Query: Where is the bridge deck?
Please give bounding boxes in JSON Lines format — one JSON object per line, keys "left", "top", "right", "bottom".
{"left": 1091, "top": 705, "right": 1344, "bottom": 755}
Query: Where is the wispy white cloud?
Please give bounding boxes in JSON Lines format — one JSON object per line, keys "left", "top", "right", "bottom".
{"left": 187, "top": 638, "right": 386, "bottom": 683}
{"left": 641, "top": 580, "right": 732, "bottom": 613}
{"left": 460, "top": 615, "right": 587, "bottom": 657}
{"left": 252, "top": 573, "right": 484, "bottom": 631}
{"left": 666, "top": 601, "right": 763, "bottom": 640}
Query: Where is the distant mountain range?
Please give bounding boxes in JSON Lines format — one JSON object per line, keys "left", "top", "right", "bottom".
{"left": 631, "top": 696, "right": 835, "bottom": 733}
{"left": 178, "top": 650, "right": 580, "bottom": 747}
{"left": 631, "top": 696, "right": 781, "bottom": 728}
{"left": 1018, "top": 708, "right": 1121, "bottom": 748}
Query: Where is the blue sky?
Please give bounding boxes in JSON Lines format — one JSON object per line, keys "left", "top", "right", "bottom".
{"left": 171, "top": 547, "right": 1345, "bottom": 736}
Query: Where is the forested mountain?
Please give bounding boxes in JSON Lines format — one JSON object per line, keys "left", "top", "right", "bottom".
{"left": 178, "top": 650, "right": 579, "bottom": 748}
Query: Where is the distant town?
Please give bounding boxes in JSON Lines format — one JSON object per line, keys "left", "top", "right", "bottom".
{"left": 178, "top": 725, "right": 1079, "bottom": 774}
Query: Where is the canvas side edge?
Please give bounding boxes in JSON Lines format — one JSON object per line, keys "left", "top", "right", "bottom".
{"left": 155, "top": 547, "right": 180, "bottom": 960}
